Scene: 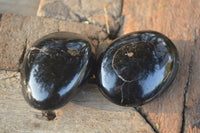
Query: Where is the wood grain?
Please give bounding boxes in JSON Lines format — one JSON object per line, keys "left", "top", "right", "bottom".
{"left": 121, "top": 0, "right": 200, "bottom": 132}
{"left": 185, "top": 33, "right": 200, "bottom": 133}
{"left": 0, "top": 0, "right": 40, "bottom": 16}
{"left": 0, "top": 14, "right": 155, "bottom": 133}
{"left": 0, "top": 70, "right": 154, "bottom": 133}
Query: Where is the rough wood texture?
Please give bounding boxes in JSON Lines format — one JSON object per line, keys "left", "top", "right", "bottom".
{"left": 0, "top": 14, "right": 59, "bottom": 70}
{"left": 37, "top": 0, "right": 123, "bottom": 36}
{"left": 0, "top": 13, "right": 155, "bottom": 133}
{"left": 121, "top": 0, "right": 200, "bottom": 133}
{"left": 0, "top": 14, "right": 27, "bottom": 70}
{"left": 1, "top": 0, "right": 200, "bottom": 131}
{"left": 185, "top": 33, "right": 200, "bottom": 133}
{"left": 0, "top": 70, "right": 154, "bottom": 133}
{"left": 0, "top": 14, "right": 109, "bottom": 70}
{"left": 0, "top": 0, "right": 40, "bottom": 16}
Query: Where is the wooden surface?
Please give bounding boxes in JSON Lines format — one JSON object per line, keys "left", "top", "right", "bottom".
{"left": 0, "top": 14, "right": 154, "bottom": 133}
{"left": 37, "top": 0, "right": 123, "bottom": 36}
{"left": 121, "top": 0, "right": 200, "bottom": 132}
{"left": 0, "top": 70, "right": 154, "bottom": 133}
{"left": 0, "top": 0, "right": 200, "bottom": 132}
{"left": 185, "top": 36, "right": 200, "bottom": 133}
{"left": 0, "top": 0, "right": 40, "bottom": 16}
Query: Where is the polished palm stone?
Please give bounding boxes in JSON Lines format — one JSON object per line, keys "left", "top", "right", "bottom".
{"left": 96, "top": 31, "right": 179, "bottom": 107}
{"left": 20, "top": 32, "right": 95, "bottom": 110}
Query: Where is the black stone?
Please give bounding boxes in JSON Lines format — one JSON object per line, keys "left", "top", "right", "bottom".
{"left": 20, "top": 32, "right": 95, "bottom": 110}
{"left": 96, "top": 31, "right": 179, "bottom": 107}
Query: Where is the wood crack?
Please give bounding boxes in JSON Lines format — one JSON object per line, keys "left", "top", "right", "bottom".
{"left": 181, "top": 29, "right": 197, "bottom": 133}
{"left": 108, "top": 0, "right": 124, "bottom": 40}
{"left": 18, "top": 38, "right": 28, "bottom": 72}
{"left": 135, "top": 107, "right": 159, "bottom": 133}
{"left": 0, "top": 14, "right": 2, "bottom": 22}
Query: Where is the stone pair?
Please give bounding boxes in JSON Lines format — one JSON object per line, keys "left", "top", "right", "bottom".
{"left": 20, "top": 31, "right": 179, "bottom": 110}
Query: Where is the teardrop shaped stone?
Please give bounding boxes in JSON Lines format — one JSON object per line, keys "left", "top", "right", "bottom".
{"left": 20, "top": 32, "right": 95, "bottom": 110}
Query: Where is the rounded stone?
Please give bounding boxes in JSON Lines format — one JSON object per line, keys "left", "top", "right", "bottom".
{"left": 96, "top": 31, "right": 179, "bottom": 107}
{"left": 20, "top": 32, "right": 95, "bottom": 110}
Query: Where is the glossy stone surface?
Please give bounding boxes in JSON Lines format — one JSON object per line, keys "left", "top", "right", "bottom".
{"left": 96, "top": 31, "right": 179, "bottom": 107}
{"left": 20, "top": 32, "right": 95, "bottom": 110}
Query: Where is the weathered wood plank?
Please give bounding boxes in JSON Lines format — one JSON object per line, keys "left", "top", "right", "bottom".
{"left": 121, "top": 0, "right": 200, "bottom": 132}
{"left": 0, "top": 14, "right": 155, "bottom": 132}
{"left": 37, "top": 0, "right": 123, "bottom": 36}
{"left": 185, "top": 32, "right": 200, "bottom": 133}
{"left": 0, "top": 13, "right": 59, "bottom": 70}
{"left": 0, "top": 0, "right": 40, "bottom": 16}
{"left": 0, "top": 70, "right": 155, "bottom": 133}
{"left": 0, "top": 14, "right": 108, "bottom": 70}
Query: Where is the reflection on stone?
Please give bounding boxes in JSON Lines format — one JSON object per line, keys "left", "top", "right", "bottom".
{"left": 20, "top": 32, "right": 95, "bottom": 110}
{"left": 96, "top": 31, "right": 179, "bottom": 107}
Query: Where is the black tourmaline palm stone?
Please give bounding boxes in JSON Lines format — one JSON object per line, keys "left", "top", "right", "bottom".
{"left": 20, "top": 32, "right": 95, "bottom": 110}
{"left": 96, "top": 31, "right": 179, "bottom": 107}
